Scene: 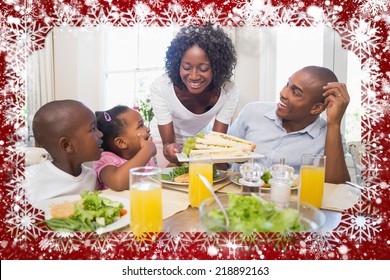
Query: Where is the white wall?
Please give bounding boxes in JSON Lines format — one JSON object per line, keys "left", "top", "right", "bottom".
{"left": 233, "top": 27, "right": 262, "bottom": 121}
{"left": 53, "top": 27, "right": 104, "bottom": 111}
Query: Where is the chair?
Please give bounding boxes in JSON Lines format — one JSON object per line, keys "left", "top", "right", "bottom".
{"left": 346, "top": 141, "right": 363, "bottom": 185}
{"left": 23, "top": 147, "right": 51, "bottom": 166}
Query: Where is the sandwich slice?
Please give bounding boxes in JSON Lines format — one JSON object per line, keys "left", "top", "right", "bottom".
{"left": 182, "top": 132, "right": 256, "bottom": 158}
{"left": 194, "top": 131, "right": 256, "bottom": 152}
{"left": 189, "top": 147, "right": 252, "bottom": 158}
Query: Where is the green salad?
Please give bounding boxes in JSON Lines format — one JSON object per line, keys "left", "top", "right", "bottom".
{"left": 205, "top": 194, "right": 306, "bottom": 233}
{"left": 37, "top": 190, "right": 127, "bottom": 232}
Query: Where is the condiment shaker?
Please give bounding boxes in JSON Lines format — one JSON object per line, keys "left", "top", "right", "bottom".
{"left": 239, "top": 162, "right": 264, "bottom": 194}
{"left": 269, "top": 163, "right": 294, "bottom": 207}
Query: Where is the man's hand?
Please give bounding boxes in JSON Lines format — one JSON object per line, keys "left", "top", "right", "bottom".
{"left": 323, "top": 82, "right": 350, "bottom": 126}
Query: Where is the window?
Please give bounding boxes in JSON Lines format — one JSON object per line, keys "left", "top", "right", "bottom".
{"left": 103, "top": 25, "right": 179, "bottom": 109}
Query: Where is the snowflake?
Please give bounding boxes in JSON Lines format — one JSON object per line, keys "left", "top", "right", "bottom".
{"left": 158, "top": 3, "right": 195, "bottom": 26}
{"left": 192, "top": 232, "right": 225, "bottom": 252}
{"left": 361, "top": 57, "right": 383, "bottom": 90}
{"left": 265, "top": 232, "right": 302, "bottom": 253}
{"left": 157, "top": 232, "right": 193, "bottom": 253}
{"left": 340, "top": 17, "right": 382, "bottom": 59}
{"left": 5, "top": 17, "right": 52, "bottom": 54}
{"left": 39, "top": 234, "right": 84, "bottom": 254}
{"left": 50, "top": 3, "right": 84, "bottom": 26}
{"left": 120, "top": 232, "right": 158, "bottom": 254}
{"left": 361, "top": 93, "right": 385, "bottom": 130}
{"left": 337, "top": 200, "right": 381, "bottom": 243}
{"left": 84, "top": 0, "right": 99, "bottom": 8}
{"left": 3, "top": 94, "right": 25, "bottom": 127}
{"left": 196, "top": 4, "right": 226, "bottom": 24}
{"left": 148, "top": 0, "right": 165, "bottom": 10}
{"left": 240, "top": 2, "right": 282, "bottom": 27}
{"left": 84, "top": 233, "right": 123, "bottom": 257}
{"left": 83, "top": 5, "right": 122, "bottom": 27}
{"left": 239, "top": 232, "right": 268, "bottom": 252}
{"left": 5, "top": 200, "right": 45, "bottom": 241}
{"left": 359, "top": 0, "right": 390, "bottom": 18}
{"left": 217, "top": 232, "right": 248, "bottom": 259}
{"left": 302, "top": 231, "right": 343, "bottom": 259}
{"left": 382, "top": 75, "right": 390, "bottom": 94}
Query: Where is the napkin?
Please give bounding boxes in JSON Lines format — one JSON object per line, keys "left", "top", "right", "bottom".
{"left": 161, "top": 189, "right": 189, "bottom": 219}
{"left": 321, "top": 183, "right": 361, "bottom": 211}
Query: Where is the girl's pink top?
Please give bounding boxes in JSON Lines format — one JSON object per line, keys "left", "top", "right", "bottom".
{"left": 93, "top": 151, "right": 155, "bottom": 190}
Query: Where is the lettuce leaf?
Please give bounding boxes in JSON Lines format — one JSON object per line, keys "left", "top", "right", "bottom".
{"left": 206, "top": 194, "right": 306, "bottom": 234}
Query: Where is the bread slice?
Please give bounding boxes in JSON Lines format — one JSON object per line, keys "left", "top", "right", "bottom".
{"left": 195, "top": 132, "right": 256, "bottom": 152}
{"left": 189, "top": 147, "right": 251, "bottom": 158}
{"left": 173, "top": 173, "right": 189, "bottom": 183}
{"left": 50, "top": 199, "right": 82, "bottom": 218}
{"left": 204, "top": 131, "right": 256, "bottom": 152}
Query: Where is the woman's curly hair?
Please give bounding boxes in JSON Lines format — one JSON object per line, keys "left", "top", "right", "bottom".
{"left": 165, "top": 24, "right": 237, "bottom": 91}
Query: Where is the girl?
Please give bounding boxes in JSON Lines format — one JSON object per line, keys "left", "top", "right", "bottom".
{"left": 93, "top": 105, "right": 156, "bottom": 191}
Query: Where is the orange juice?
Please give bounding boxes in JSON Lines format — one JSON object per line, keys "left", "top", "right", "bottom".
{"left": 130, "top": 182, "right": 162, "bottom": 236}
{"left": 188, "top": 162, "right": 213, "bottom": 208}
{"left": 299, "top": 166, "right": 325, "bottom": 208}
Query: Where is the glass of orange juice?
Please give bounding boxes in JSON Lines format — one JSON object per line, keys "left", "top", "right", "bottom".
{"left": 299, "top": 154, "right": 326, "bottom": 208}
{"left": 130, "top": 166, "right": 162, "bottom": 236}
{"left": 188, "top": 155, "right": 213, "bottom": 208}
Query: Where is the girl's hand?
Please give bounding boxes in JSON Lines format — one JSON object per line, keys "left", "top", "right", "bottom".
{"left": 138, "top": 133, "right": 157, "bottom": 157}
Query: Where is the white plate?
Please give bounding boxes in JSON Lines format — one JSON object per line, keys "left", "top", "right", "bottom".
{"left": 229, "top": 174, "right": 298, "bottom": 190}
{"left": 161, "top": 167, "right": 228, "bottom": 186}
{"left": 35, "top": 194, "right": 130, "bottom": 234}
{"left": 176, "top": 152, "right": 265, "bottom": 163}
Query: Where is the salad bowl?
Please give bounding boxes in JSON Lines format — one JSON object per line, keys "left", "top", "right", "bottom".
{"left": 199, "top": 193, "right": 325, "bottom": 233}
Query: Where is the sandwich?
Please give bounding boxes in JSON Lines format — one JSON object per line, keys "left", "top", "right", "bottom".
{"left": 195, "top": 131, "right": 256, "bottom": 151}
{"left": 173, "top": 173, "right": 190, "bottom": 183}
{"left": 184, "top": 131, "right": 256, "bottom": 157}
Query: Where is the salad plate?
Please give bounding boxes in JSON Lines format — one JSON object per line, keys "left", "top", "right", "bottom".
{"left": 229, "top": 174, "right": 299, "bottom": 190}
{"left": 35, "top": 194, "right": 130, "bottom": 234}
{"left": 176, "top": 152, "right": 265, "bottom": 163}
{"left": 161, "top": 167, "right": 227, "bottom": 186}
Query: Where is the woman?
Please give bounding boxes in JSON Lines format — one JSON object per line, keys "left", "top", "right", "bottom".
{"left": 150, "top": 24, "right": 238, "bottom": 164}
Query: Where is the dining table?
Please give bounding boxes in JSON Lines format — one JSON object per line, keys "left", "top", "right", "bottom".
{"left": 102, "top": 170, "right": 362, "bottom": 233}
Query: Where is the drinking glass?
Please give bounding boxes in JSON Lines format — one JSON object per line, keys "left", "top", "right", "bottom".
{"left": 299, "top": 154, "right": 326, "bottom": 208}
{"left": 188, "top": 155, "right": 213, "bottom": 208}
{"left": 130, "top": 166, "right": 162, "bottom": 236}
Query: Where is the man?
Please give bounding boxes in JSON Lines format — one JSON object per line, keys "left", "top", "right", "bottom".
{"left": 229, "top": 66, "right": 350, "bottom": 184}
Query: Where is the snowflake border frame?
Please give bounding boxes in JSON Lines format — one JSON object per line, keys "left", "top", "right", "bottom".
{"left": 1, "top": 0, "right": 389, "bottom": 260}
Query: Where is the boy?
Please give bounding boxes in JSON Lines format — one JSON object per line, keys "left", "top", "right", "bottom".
{"left": 23, "top": 100, "right": 103, "bottom": 205}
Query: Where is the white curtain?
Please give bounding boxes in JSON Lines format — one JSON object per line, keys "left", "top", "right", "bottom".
{"left": 26, "top": 31, "right": 55, "bottom": 146}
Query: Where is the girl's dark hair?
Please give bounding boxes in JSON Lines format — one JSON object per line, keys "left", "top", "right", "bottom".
{"left": 96, "top": 105, "right": 129, "bottom": 152}
{"left": 165, "top": 23, "right": 237, "bottom": 91}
